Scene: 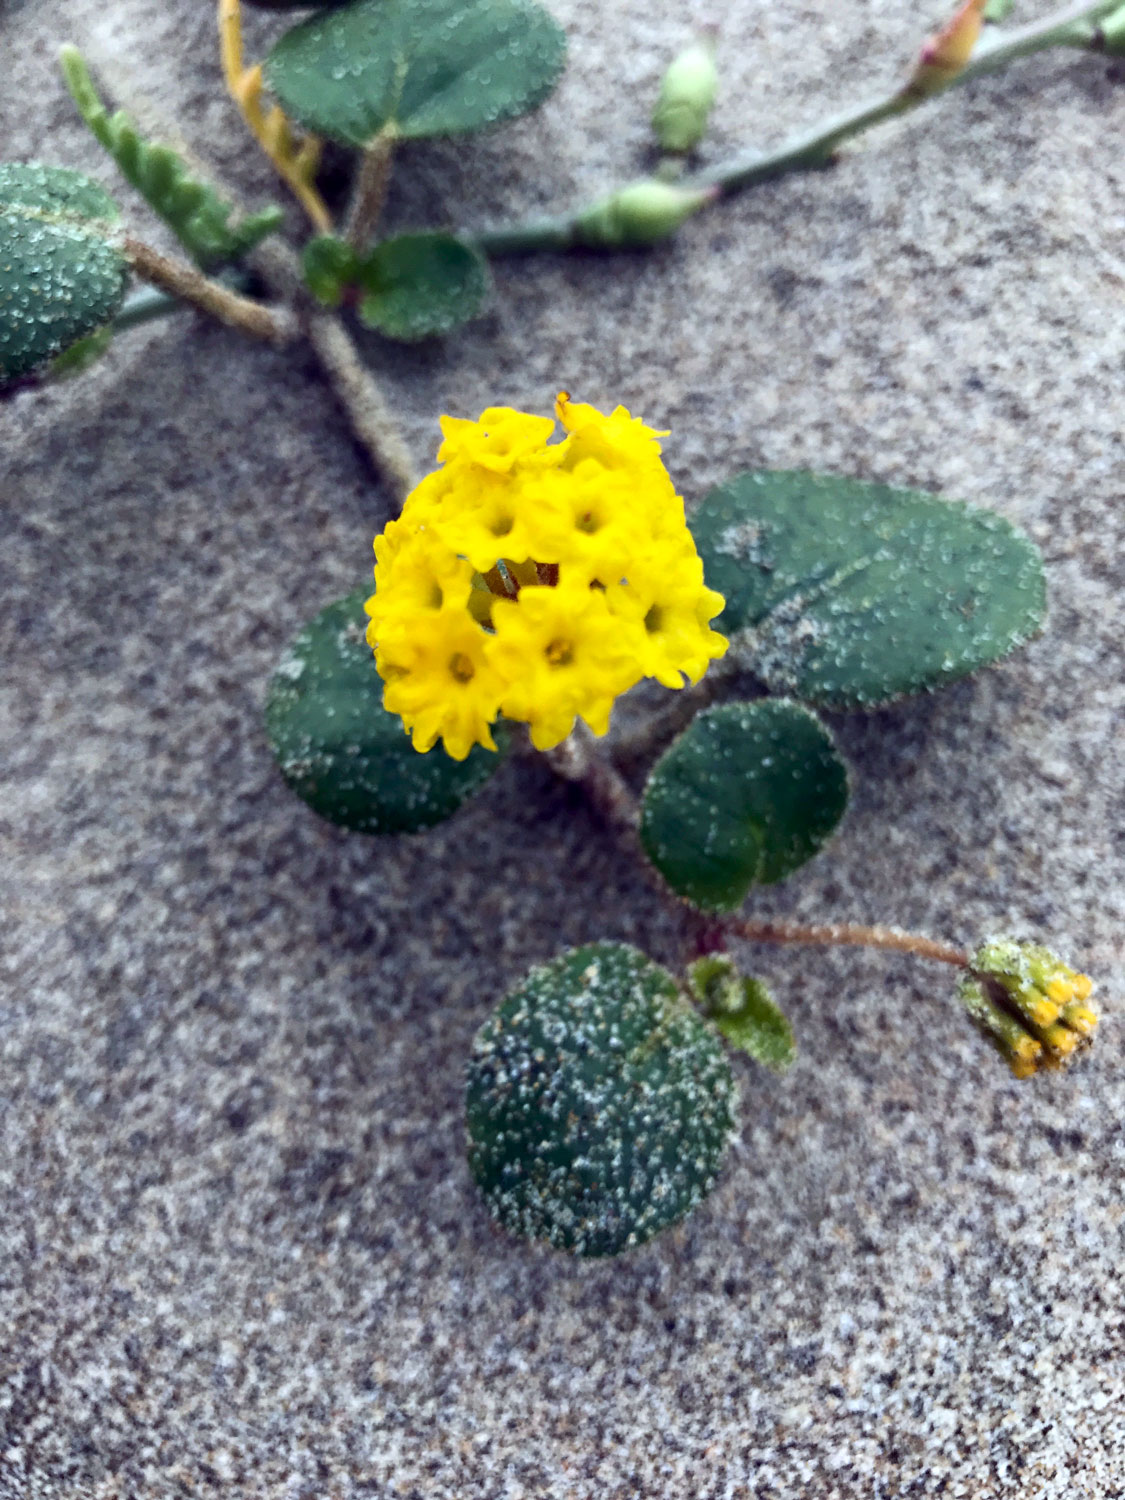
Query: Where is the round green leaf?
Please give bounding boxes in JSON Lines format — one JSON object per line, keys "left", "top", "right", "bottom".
{"left": 466, "top": 943, "right": 738, "bottom": 1256}
{"left": 0, "top": 163, "right": 127, "bottom": 384}
{"left": 357, "top": 232, "right": 489, "bottom": 340}
{"left": 640, "top": 700, "right": 849, "bottom": 911}
{"left": 264, "top": 0, "right": 568, "bottom": 145}
{"left": 690, "top": 470, "right": 1046, "bottom": 708}
{"left": 265, "top": 588, "right": 502, "bottom": 834}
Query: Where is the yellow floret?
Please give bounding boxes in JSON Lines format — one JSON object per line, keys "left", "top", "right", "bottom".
{"left": 488, "top": 581, "right": 645, "bottom": 750}
{"left": 366, "top": 397, "right": 728, "bottom": 759}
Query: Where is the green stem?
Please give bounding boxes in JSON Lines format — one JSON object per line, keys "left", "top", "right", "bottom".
{"left": 469, "top": 0, "right": 1120, "bottom": 257}
{"left": 111, "top": 285, "right": 187, "bottom": 333}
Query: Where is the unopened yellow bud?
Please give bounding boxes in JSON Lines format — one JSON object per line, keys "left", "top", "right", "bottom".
{"left": 575, "top": 179, "right": 717, "bottom": 248}
{"left": 959, "top": 937, "right": 1098, "bottom": 1078}
{"left": 905, "top": 0, "right": 987, "bottom": 99}
{"left": 652, "top": 36, "right": 718, "bottom": 154}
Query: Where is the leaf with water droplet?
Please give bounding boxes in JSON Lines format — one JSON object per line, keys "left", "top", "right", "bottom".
{"left": 466, "top": 943, "right": 739, "bottom": 1256}
{"left": 356, "top": 232, "right": 489, "bottom": 340}
{"left": 265, "top": 0, "right": 567, "bottom": 144}
{"left": 690, "top": 470, "right": 1046, "bottom": 708}
{"left": 265, "top": 588, "right": 504, "bottom": 834}
{"left": 0, "top": 162, "right": 128, "bottom": 384}
{"left": 641, "top": 700, "right": 849, "bottom": 911}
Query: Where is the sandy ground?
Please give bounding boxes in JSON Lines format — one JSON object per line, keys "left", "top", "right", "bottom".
{"left": 2, "top": 1, "right": 1124, "bottom": 1494}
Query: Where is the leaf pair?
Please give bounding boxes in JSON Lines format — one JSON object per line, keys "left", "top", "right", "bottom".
{"left": 303, "top": 232, "right": 489, "bottom": 340}
{"left": 640, "top": 471, "right": 1045, "bottom": 910}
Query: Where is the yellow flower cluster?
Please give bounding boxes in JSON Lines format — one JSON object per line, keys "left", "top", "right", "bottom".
{"left": 959, "top": 938, "right": 1097, "bottom": 1078}
{"left": 365, "top": 395, "right": 728, "bottom": 759}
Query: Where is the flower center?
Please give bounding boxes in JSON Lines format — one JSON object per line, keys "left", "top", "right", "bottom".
{"left": 545, "top": 638, "right": 573, "bottom": 667}
{"left": 448, "top": 652, "right": 476, "bottom": 683}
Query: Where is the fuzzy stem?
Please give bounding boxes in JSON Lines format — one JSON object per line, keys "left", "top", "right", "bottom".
{"left": 723, "top": 914, "right": 969, "bottom": 967}
{"left": 304, "top": 311, "right": 419, "bottom": 501}
{"left": 123, "top": 237, "right": 294, "bottom": 342}
{"left": 469, "top": 0, "right": 1119, "bottom": 257}
{"left": 541, "top": 723, "right": 641, "bottom": 836}
{"left": 344, "top": 132, "right": 396, "bottom": 252}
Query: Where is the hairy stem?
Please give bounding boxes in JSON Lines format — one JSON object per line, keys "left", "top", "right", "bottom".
{"left": 304, "top": 311, "right": 419, "bottom": 500}
{"left": 722, "top": 914, "right": 969, "bottom": 967}
{"left": 344, "top": 132, "right": 396, "bottom": 252}
{"left": 123, "top": 237, "right": 294, "bottom": 342}
{"left": 541, "top": 723, "right": 641, "bottom": 837}
{"left": 470, "top": 0, "right": 1120, "bottom": 257}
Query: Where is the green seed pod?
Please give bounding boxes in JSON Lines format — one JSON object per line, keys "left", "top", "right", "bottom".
{"left": 466, "top": 943, "right": 739, "bottom": 1256}
{"left": 652, "top": 36, "right": 718, "bottom": 154}
{"left": 574, "top": 178, "right": 715, "bottom": 249}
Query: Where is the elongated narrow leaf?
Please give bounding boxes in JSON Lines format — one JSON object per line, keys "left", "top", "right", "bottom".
{"left": 641, "top": 700, "right": 849, "bottom": 911}
{"left": 690, "top": 470, "right": 1046, "bottom": 708}
{"left": 265, "top": 0, "right": 567, "bottom": 145}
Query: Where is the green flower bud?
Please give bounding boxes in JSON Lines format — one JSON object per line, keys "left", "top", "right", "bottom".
{"left": 652, "top": 36, "right": 718, "bottom": 154}
{"left": 958, "top": 937, "right": 1097, "bottom": 1078}
{"left": 575, "top": 179, "right": 716, "bottom": 249}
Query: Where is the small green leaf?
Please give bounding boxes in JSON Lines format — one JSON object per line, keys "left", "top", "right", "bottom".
{"left": 690, "top": 470, "right": 1046, "bottom": 708}
{"left": 0, "top": 162, "right": 128, "bottom": 384}
{"left": 983, "top": 0, "right": 1015, "bottom": 20}
{"left": 47, "top": 324, "right": 114, "bottom": 379}
{"left": 466, "top": 943, "right": 738, "bottom": 1256}
{"left": 265, "top": 0, "right": 567, "bottom": 145}
{"left": 640, "top": 700, "right": 849, "bottom": 911}
{"left": 302, "top": 234, "right": 359, "bottom": 306}
{"left": 356, "top": 232, "right": 489, "bottom": 340}
{"left": 686, "top": 955, "right": 795, "bottom": 1070}
{"left": 265, "top": 588, "right": 502, "bottom": 834}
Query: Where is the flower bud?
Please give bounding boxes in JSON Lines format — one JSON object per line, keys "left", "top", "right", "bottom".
{"left": 575, "top": 179, "right": 716, "bottom": 248}
{"left": 652, "top": 36, "right": 718, "bottom": 154}
{"left": 958, "top": 938, "right": 1097, "bottom": 1077}
{"left": 904, "top": 0, "right": 987, "bottom": 99}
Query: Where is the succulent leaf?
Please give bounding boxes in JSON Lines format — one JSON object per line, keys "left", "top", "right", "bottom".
{"left": 0, "top": 162, "right": 128, "bottom": 384}
{"left": 640, "top": 700, "right": 849, "bottom": 911}
{"left": 466, "top": 943, "right": 739, "bottom": 1256}
{"left": 265, "top": 588, "right": 502, "bottom": 834}
{"left": 690, "top": 470, "right": 1046, "bottom": 708}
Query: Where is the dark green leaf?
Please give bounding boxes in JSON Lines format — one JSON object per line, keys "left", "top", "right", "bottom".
{"left": 265, "top": 0, "right": 567, "bottom": 145}
{"left": 640, "top": 700, "right": 849, "bottom": 911}
{"left": 690, "top": 470, "right": 1046, "bottom": 708}
{"left": 0, "top": 163, "right": 128, "bottom": 384}
{"left": 302, "top": 234, "right": 359, "bottom": 306}
{"left": 686, "top": 955, "right": 795, "bottom": 1070}
{"left": 466, "top": 943, "right": 738, "bottom": 1256}
{"left": 0, "top": 161, "right": 119, "bottom": 222}
{"left": 265, "top": 588, "right": 503, "bottom": 834}
{"left": 357, "top": 232, "right": 489, "bottom": 340}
